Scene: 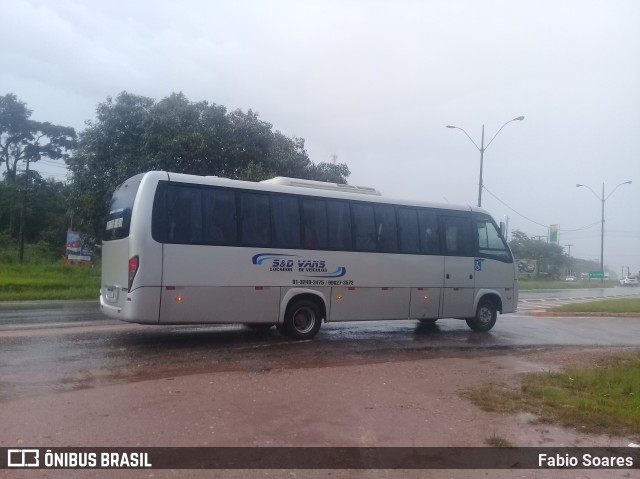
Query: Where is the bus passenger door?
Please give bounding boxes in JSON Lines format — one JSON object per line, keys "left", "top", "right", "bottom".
{"left": 440, "top": 215, "right": 476, "bottom": 318}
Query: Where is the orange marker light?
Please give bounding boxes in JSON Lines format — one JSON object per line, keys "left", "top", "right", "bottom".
{"left": 175, "top": 296, "right": 184, "bottom": 302}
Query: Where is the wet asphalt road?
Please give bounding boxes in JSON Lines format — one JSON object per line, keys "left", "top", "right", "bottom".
{"left": 1, "top": 289, "right": 640, "bottom": 403}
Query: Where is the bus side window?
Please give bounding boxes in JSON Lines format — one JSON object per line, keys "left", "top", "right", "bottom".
{"left": 397, "top": 207, "right": 420, "bottom": 254}
{"left": 240, "top": 192, "right": 271, "bottom": 247}
{"left": 352, "top": 203, "right": 376, "bottom": 252}
{"left": 476, "top": 219, "right": 511, "bottom": 262}
{"left": 302, "top": 199, "right": 329, "bottom": 250}
{"left": 374, "top": 204, "right": 398, "bottom": 253}
{"left": 271, "top": 194, "right": 301, "bottom": 249}
{"left": 441, "top": 216, "right": 473, "bottom": 256}
{"left": 167, "top": 185, "right": 203, "bottom": 244}
{"left": 326, "top": 200, "right": 352, "bottom": 250}
{"left": 203, "top": 188, "right": 237, "bottom": 245}
{"left": 152, "top": 182, "right": 168, "bottom": 243}
{"left": 418, "top": 209, "right": 440, "bottom": 254}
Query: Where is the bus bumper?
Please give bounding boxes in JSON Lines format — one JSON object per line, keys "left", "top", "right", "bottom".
{"left": 100, "top": 287, "right": 161, "bottom": 324}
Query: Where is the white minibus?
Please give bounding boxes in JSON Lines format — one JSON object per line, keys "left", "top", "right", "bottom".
{"left": 100, "top": 172, "right": 517, "bottom": 339}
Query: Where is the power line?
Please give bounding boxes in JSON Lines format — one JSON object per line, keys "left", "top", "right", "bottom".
{"left": 562, "top": 221, "right": 600, "bottom": 232}
{"left": 15, "top": 167, "right": 69, "bottom": 180}
{"left": 37, "top": 173, "right": 68, "bottom": 179}
{"left": 482, "top": 185, "right": 547, "bottom": 228}
{"left": 38, "top": 159, "right": 69, "bottom": 168}
{"left": 482, "top": 185, "right": 607, "bottom": 233}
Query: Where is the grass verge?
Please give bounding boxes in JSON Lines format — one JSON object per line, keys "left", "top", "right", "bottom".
{"left": 0, "top": 262, "right": 101, "bottom": 301}
{"left": 461, "top": 352, "right": 640, "bottom": 437}
{"left": 518, "top": 280, "right": 617, "bottom": 290}
{"left": 550, "top": 298, "right": 640, "bottom": 313}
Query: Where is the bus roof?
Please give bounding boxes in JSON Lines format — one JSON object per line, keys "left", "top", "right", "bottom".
{"left": 149, "top": 171, "right": 483, "bottom": 215}
{"left": 260, "top": 176, "right": 382, "bottom": 196}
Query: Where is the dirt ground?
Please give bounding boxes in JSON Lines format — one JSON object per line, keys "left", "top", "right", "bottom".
{"left": 2, "top": 347, "right": 639, "bottom": 479}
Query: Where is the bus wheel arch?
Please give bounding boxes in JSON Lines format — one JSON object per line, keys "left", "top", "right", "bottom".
{"left": 282, "top": 294, "right": 325, "bottom": 340}
{"left": 466, "top": 295, "right": 500, "bottom": 332}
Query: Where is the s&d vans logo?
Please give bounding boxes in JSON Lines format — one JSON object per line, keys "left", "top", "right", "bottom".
{"left": 252, "top": 253, "right": 346, "bottom": 277}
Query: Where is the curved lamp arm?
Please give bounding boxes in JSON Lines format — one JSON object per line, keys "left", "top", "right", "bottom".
{"left": 576, "top": 183, "right": 601, "bottom": 201}
{"left": 605, "top": 181, "right": 632, "bottom": 201}
{"left": 445, "top": 125, "right": 481, "bottom": 151}
{"left": 484, "top": 116, "right": 525, "bottom": 150}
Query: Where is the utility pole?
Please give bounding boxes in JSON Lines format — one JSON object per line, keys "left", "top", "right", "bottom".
{"left": 446, "top": 116, "right": 524, "bottom": 207}
{"left": 17, "top": 156, "right": 30, "bottom": 263}
{"left": 566, "top": 244, "right": 573, "bottom": 257}
{"left": 577, "top": 181, "right": 632, "bottom": 282}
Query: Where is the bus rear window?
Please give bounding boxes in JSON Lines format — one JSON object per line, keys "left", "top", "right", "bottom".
{"left": 104, "top": 174, "right": 144, "bottom": 241}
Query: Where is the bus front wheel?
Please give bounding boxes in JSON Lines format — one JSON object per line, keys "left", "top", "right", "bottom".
{"left": 466, "top": 300, "right": 497, "bottom": 332}
{"left": 283, "top": 299, "right": 322, "bottom": 340}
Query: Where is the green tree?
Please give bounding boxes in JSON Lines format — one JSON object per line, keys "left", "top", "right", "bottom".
{"left": 0, "top": 179, "right": 19, "bottom": 235}
{"left": 0, "top": 94, "right": 75, "bottom": 261}
{"left": 144, "top": 92, "right": 230, "bottom": 175}
{"left": 66, "top": 92, "right": 155, "bottom": 239}
{"left": 69, "top": 91, "right": 350, "bottom": 238}
{"left": 509, "top": 230, "right": 569, "bottom": 279}
{"left": 306, "top": 161, "right": 351, "bottom": 183}
{"left": 0, "top": 174, "right": 70, "bottom": 262}
{"left": 1, "top": 93, "right": 76, "bottom": 182}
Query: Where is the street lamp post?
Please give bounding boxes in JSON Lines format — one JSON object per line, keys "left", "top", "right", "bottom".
{"left": 576, "top": 181, "right": 632, "bottom": 279}
{"left": 446, "top": 116, "right": 525, "bottom": 207}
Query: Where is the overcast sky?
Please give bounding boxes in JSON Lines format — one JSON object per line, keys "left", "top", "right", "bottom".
{"left": 2, "top": 0, "right": 639, "bottom": 273}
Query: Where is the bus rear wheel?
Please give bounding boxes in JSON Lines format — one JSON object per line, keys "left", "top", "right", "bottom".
{"left": 283, "top": 299, "right": 322, "bottom": 340}
{"left": 466, "top": 300, "right": 497, "bottom": 332}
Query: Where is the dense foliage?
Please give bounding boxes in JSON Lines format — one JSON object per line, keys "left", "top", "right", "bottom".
{"left": 0, "top": 93, "right": 76, "bottom": 261}
{"left": 0, "top": 175, "right": 69, "bottom": 261}
{"left": 67, "top": 91, "right": 350, "bottom": 238}
{"left": 508, "top": 229, "right": 606, "bottom": 279}
{"left": 1, "top": 93, "right": 76, "bottom": 182}
{"left": 1, "top": 92, "right": 350, "bottom": 258}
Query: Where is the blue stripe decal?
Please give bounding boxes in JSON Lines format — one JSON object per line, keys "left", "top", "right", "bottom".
{"left": 252, "top": 253, "right": 299, "bottom": 265}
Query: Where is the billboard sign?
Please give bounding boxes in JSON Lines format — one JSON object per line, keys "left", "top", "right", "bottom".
{"left": 549, "top": 224, "right": 559, "bottom": 244}
{"left": 66, "top": 230, "right": 94, "bottom": 263}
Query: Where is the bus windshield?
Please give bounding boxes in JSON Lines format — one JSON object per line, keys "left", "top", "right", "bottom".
{"left": 103, "top": 174, "right": 144, "bottom": 241}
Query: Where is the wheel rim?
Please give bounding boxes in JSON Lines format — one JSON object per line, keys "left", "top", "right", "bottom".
{"left": 292, "top": 307, "right": 315, "bottom": 334}
{"left": 478, "top": 306, "right": 493, "bottom": 325}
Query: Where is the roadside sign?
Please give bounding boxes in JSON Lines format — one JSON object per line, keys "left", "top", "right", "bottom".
{"left": 589, "top": 271, "right": 605, "bottom": 279}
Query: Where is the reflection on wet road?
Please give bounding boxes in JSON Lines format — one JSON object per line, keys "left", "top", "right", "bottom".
{"left": 1, "top": 298, "right": 640, "bottom": 403}
{"left": 1, "top": 288, "right": 640, "bottom": 402}
{"left": 0, "top": 300, "right": 103, "bottom": 328}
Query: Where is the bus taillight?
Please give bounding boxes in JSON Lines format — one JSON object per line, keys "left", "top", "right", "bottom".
{"left": 128, "top": 255, "right": 139, "bottom": 291}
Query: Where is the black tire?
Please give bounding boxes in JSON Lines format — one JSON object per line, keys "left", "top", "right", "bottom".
{"left": 466, "top": 300, "right": 497, "bottom": 332}
{"left": 283, "top": 299, "right": 323, "bottom": 340}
